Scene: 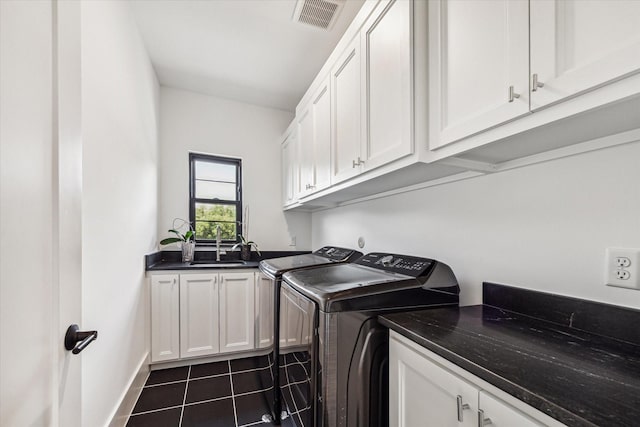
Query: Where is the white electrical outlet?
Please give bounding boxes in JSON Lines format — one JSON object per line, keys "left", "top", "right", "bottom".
{"left": 606, "top": 248, "right": 640, "bottom": 289}
{"left": 616, "top": 257, "right": 631, "bottom": 268}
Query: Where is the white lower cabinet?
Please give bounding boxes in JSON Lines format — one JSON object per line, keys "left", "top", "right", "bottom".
{"left": 150, "top": 275, "right": 180, "bottom": 363}
{"left": 255, "top": 272, "right": 274, "bottom": 349}
{"left": 219, "top": 272, "right": 255, "bottom": 353}
{"left": 389, "top": 332, "right": 563, "bottom": 427}
{"left": 478, "top": 390, "right": 544, "bottom": 427}
{"left": 150, "top": 270, "right": 261, "bottom": 363}
{"left": 180, "top": 273, "right": 220, "bottom": 358}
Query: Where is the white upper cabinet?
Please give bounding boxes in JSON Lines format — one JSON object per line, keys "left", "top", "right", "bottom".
{"left": 331, "top": 36, "right": 362, "bottom": 184}
{"left": 298, "top": 107, "right": 315, "bottom": 197}
{"left": 429, "top": 0, "right": 530, "bottom": 149}
{"left": 530, "top": 0, "right": 640, "bottom": 110}
{"left": 429, "top": 0, "right": 640, "bottom": 157}
{"left": 281, "top": 123, "right": 299, "bottom": 207}
{"left": 361, "top": 0, "right": 414, "bottom": 167}
{"left": 298, "top": 76, "right": 332, "bottom": 197}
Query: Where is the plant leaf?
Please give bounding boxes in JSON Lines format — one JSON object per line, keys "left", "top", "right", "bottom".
{"left": 184, "top": 230, "right": 194, "bottom": 241}
{"left": 160, "top": 237, "right": 182, "bottom": 245}
{"left": 168, "top": 229, "right": 184, "bottom": 239}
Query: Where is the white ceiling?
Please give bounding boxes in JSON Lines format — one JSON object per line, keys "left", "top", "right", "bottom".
{"left": 130, "top": 0, "right": 365, "bottom": 112}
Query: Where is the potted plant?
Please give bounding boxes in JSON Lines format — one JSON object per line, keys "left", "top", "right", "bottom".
{"left": 232, "top": 206, "right": 260, "bottom": 261}
{"left": 160, "top": 219, "right": 195, "bottom": 262}
{"left": 232, "top": 234, "right": 261, "bottom": 261}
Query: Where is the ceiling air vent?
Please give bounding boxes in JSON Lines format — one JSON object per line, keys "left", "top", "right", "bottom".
{"left": 292, "top": 0, "right": 345, "bottom": 31}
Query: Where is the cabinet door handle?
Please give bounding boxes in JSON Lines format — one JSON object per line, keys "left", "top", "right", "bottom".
{"left": 456, "top": 395, "right": 470, "bottom": 422}
{"left": 508, "top": 86, "right": 520, "bottom": 102}
{"left": 478, "top": 409, "right": 492, "bottom": 426}
{"left": 352, "top": 157, "right": 365, "bottom": 168}
{"left": 532, "top": 73, "right": 544, "bottom": 92}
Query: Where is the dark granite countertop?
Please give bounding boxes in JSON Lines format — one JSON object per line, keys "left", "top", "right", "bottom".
{"left": 380, "top": 284, "right": 640, "bottom": 427}
{"left": 145, "top": 250, "right": 310, "bottom": 271}
{"left": 147, "top": 260, "right": 261, "bottom": 270}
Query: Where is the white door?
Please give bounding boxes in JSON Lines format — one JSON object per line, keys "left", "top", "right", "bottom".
{"left": 530, "top": 0, "right": 640, "bottom": 110}
{"left": 180, "top": 273, "right": 220, "bottom": 358}
{"left": 361, "top": 0, "right": 414, "bottom": 169}
{"left": 479, "top": 391, "right": 545, "bottom": 427}
{"left": 150, "top": 275, "right": 180, "bottom": 362}
{"left": 1, "top": 1, "right": 83, "bottom": 426}
{"left": 389, "top": 336, "right": 478, "bottom": 427}
{"left": 429, "top": 0, "right": 529, "bottom": 149}
{"left": 219, "top": 271, "right": 255, "bottom": 353}
{"left": 331, "top": 36, "right": 362, "bottom": 184}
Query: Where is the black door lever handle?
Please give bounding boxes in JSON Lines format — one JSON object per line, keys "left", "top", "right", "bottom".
{"left": 65, "top": 324, "right": 98, "bottom": 354}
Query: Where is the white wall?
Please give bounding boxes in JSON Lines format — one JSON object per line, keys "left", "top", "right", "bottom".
{"left": 159, "top": 87, "right": 311, "bottom": 251}
{"left": 81, "top": 1, "right": 159, "bottom": 426}
{"left": 312, "top": 141, "right": 640, "bottom": 309}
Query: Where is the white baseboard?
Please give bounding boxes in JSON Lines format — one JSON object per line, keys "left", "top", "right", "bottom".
{"left": 107, "top": 352, "right": 149, "bottom": 427}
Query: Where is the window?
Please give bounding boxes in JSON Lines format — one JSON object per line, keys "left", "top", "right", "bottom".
{"left": 189, "top": 153, "right": 242, "bottom": 244}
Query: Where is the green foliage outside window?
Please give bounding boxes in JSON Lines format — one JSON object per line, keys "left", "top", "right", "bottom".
{"left": 194, "top": 204, "right": 237, "bottom": 240}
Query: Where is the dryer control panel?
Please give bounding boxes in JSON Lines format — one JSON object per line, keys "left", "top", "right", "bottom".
{"left": 355, "top": 253, "right": 434, "bottom": 277}
{"left": 314, "top": 246, "right": 362, "bottom": 262}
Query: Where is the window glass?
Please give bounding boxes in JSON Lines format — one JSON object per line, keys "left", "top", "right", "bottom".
{"left": 194, "top": 203, "right": 237, "bottom": 240}
{"left": 189, "top": 153, "right": 242, "bottom": 243}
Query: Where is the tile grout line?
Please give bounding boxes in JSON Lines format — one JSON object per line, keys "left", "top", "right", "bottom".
{"left": 229, "top": 360, "right": 239, "bottom": 427}
{"left": 178, "top": 365, "right": 191, "bottom": 427}
{"left": 143, "top": 378, "right": 189, "bottom": 388}
{"left": 128, "top": 404, "right": 184, "bottom": 417}
{"left": 284, "top": 359, "right": 301, "bottom": 425}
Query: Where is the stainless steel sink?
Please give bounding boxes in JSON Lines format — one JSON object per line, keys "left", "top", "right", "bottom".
{"left": 189, "top": 260, "right": 248, "bottom": 267}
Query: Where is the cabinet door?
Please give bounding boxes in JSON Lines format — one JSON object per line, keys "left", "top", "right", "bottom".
{"left": 297, "top": 107, "right": 315, "bottom": 197}
{"left": 312, "top": 77, "right": 332, "bottom": 192}
{"left": 299, "top": 79, "right": 332, "bottom": 196}
{"left": 219, "top": 272, "right": 255, "bottom": 353}
{"left": 361, "top": 0, "right": 414, "bottom": 168}
{"left": 530, "top": 0, "right": 640, "bottom": 110}
{"left": 179, "top": 273, "right": 219, "bottom": 358}
{"left": 255, "top": 272, "right": 274, "bottom": 349}
{"left": 282, "top": 128, "right": 299, "bottom": 206}
{"left": 331, "top": 36, "right": 362, "bottom": 184}
{"left": 150, "top": 275, "right": 180, "bottom": 362}
{"left": 479, "top": 391, "right": 544, "bottom": 427}
{"left": 429, "top": 0, "right": 529, "bottom": 149}
{"left": 389, "top": 335, "right": 477, "bottom": 427}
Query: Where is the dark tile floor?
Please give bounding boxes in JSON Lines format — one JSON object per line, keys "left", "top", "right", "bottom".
{"left": 126, "top": 355, "right": 299, "bottom": 427}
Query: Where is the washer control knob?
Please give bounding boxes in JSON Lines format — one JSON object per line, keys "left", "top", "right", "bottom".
{"left": 380, "top": 255, "right": 394, "bottom": 267}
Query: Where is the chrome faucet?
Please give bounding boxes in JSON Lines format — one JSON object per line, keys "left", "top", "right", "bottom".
{"left": 216, "top": 225, "right": 221, "bottom": 261}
